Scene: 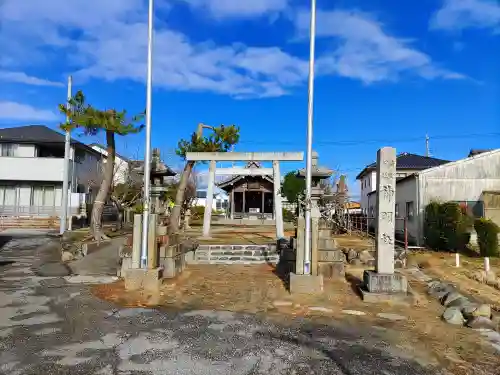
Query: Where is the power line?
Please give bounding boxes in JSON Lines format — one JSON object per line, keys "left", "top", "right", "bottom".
{"left": 237, "top": 132, "right": 500, "bottom": 146}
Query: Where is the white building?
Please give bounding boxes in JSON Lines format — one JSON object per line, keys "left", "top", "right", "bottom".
{"left": 0, "top": 125, "right": 104, "bottom": 217}
{"left": 368, "top": 149, "right": 500, "bottom": 246}
{"left": 357, "top": 152, "right": 450, "bottom": 214}
{"left": 193, "top": 189, "right": 229, "bottom": 213}
{"left": 89, "top": 143, "right": 130, "bottom": 185}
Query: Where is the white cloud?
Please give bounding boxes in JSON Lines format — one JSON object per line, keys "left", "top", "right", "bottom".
{"left": 294, "top": 9, "right": 465, "bottom": 83}
{"left": 0, "top": 101, "right": 59, "bottom": 121}
{"left": 0, "top": 0, "right": 464, "bottom": 98}
{"left": 0, "top": 0, "right": 306, "bottom": 99}
{"left": 176, "top": 0, "right": 288, "bottom": 18}
{"left": 0, "top": 71, "right": 64, "bottom": 87}
{"left": 430, "top": 0, "right": 500, "bottom": 31}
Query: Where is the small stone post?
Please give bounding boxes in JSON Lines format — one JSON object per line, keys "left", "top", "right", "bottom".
{"left": 295, "top": 216, "right": 305, "bottom": 275}
{"left": 132, "top": 214, "right": 142, "bottom": 269}
{"left": 202, "top": 160, "right": 216, "bottom": 237}
{"left": 361, "top": 147, "right": 408, "bottom": 302}
{"left": 311, "top": 216, "right": 319, "bottom": 276}
{"left": 147, "top": 214, "right": 158, "bottom": 269}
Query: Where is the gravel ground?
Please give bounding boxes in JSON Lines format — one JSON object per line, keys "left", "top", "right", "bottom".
{"left": 0, "top": 230, "right": 444, "bottom": 375}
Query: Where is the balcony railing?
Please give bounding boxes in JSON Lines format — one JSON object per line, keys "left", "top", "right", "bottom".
{"left": 0, "top": 205, "right": 80, "bottom": 217}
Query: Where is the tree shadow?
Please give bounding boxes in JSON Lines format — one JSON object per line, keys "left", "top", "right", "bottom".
{"left": 345, "top": 272, "right": 364, "bottom": 299}
{"left": 271, "top": 263, "right": 291, "bottom": 292}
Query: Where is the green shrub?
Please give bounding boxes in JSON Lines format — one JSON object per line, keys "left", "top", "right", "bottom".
{"left": 132, "top": 203, "right": 144, "bottom": 214}
{"left": 424, "top": 201, "right": 472, "bottom": 252}
{"left": 474, "top": 218, "right": 500, "bottom": 257}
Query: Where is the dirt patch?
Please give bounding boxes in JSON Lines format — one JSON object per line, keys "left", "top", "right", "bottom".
{"left": 408, "top": 251, "right": 500, "bottom": 311}
{"left": 332, "top": 234, "right": 374, "bottom": 250}
{"left": 93, "top": 264, "right": 498, "bottom": 374}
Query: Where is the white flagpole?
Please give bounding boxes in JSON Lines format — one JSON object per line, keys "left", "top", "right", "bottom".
{"left": 140, "top": 0, "right": 154, "bottom": 268}
{"left": 60, "top": 76, "right": 72, "bottom": 235}
{"left": 303, "top": 0, "right": 317, "bottom": 275}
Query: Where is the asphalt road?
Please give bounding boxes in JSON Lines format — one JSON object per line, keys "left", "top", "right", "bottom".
{"left": 0, "top": 230, "right": 443, "bottom": 375}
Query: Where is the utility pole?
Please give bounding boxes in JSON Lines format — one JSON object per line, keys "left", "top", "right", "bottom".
{"left": 425, "top": 134, "right": 430, "bottom": 157}
{"left": 140, "top": 0, "right": 154, "bottom": 268}
{"left": 60, "top": 75, "right": 72, "bottom": 235}
{"left": 304, "top": 0, "right": 317, "bottom": 275}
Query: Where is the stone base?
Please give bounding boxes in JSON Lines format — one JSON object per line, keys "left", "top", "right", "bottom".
{"left": 289, "top": 273, "right": 323, "bottom": 294}
{"left": 363, "top": 270, "right": 408, "bottom": 293}
{"left": 124, "top": 268, "right": 162, "bottom": 291}
{"left": 360, "top": 270, "right": 409, "bottom": 303}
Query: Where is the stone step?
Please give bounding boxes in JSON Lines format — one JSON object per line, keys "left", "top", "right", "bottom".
{"left": 195, "top": 255, "right": 280, "bottom": 265}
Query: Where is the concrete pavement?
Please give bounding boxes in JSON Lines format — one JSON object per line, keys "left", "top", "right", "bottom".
{"left": 0, "top": 231, "right": 443, "bottom": 375}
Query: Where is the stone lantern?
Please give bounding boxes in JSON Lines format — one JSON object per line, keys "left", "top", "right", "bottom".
{"left": 134, "top": 148, "right": 176, "bottom": 214}
{"left": 297, "top": 151, "right": 334, "bottom": 219}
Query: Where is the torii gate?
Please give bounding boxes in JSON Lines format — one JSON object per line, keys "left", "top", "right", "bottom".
{"left": 185, "top": 152, "right": 304, "bottom": 239}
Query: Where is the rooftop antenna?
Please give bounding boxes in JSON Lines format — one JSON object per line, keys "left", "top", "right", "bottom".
{"left": 425, "top": 134, "right": 430, "bottom": 157}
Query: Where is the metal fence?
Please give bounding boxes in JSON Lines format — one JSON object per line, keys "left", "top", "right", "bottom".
{"left": 0, "top": 205, "right": 80, "bottom": 217}
{"left": 349, "top": 215, "right": 409, "bottom": 250}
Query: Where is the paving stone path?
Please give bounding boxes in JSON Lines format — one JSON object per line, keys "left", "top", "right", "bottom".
{"left": 0, "top": 230, "right": 443, "bottom": 375}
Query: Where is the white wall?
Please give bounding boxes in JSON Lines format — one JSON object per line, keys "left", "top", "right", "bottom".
{"left": 0, "top": 157, "right": 66, "bottom": 181}
{"left": 359, "top": 171, "right": 376, "bottom": 213}
{"left": 17, "top": 144, "right": 36, "bottom": 157}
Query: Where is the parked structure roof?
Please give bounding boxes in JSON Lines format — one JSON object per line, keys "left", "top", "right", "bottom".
{"left": 356, "top": 152, "right": 450, "bottom": 180}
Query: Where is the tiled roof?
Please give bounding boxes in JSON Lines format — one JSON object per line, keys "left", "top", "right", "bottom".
{"left": 0, "top": 125, "right": 67, "bottom": 143}
{"left": 468, "top": 149, "right": 492, "bottom": 157}
{"left": 356, "top": 152, "right": 450, "bottom": 179}
{"left": 0, "top": 125, "right": 99, "bottom": 155}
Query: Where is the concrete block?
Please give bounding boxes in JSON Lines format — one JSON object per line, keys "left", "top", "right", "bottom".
{"left": 124, "top": 268, "right": 162, "bottom": 291}
{"left": 318, "top": 229, "right": 331, "bottom": 238}
{"left": 318, "top": 250, "right": 345, "bottom": 262}
{"left": 318, "top": 237, "right": 338, "bottom": 250}
{"left": 289, "top": 273, "right": 323, "bottom": 294}
{"left": 363, "top": 270, "right": 408, "bottom": 294}
{"left": 318, "top": 262, "right": 345, "bottom": 278}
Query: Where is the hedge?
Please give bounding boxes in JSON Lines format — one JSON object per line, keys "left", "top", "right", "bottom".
{"left": 474, "top": 218, "right": 500, "bottom": 257}
{"left": 424, "top": 201, "right": 472, "bottom": 252}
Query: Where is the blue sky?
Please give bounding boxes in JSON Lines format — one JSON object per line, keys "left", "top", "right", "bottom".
{"left": 0, "top": 0, "right": 499, "bottom": 199}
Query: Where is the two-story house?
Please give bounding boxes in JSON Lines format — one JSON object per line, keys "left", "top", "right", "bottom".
{"left": 89, "top": 143, "right": 130, "bottom": 186}
{"left": 356, "top": 152, "right": 450, "bottom": 214}
{"left": 0, "top": 125, "right": 104, "bottom": 217}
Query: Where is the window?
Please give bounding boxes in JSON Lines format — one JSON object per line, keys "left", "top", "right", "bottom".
{"left": 406, "top": 201, "right": 414, "bottom": 221}
{"left": 31, "top": 186, "right": 55, "bottom": 207}
{"left": 216, "top": 200, "right": 222, "bottom": 210}
{"left": 196, "top": 191, "right": 207, "bottom": 199}
{"left": 0, "top": 186, "right": 16, "bottom": 206}
{"left": 0, "top": 144, "right": 17, "bottom": 157}
{"left": 395, "top": 203, "right": 400, "bottom": 218}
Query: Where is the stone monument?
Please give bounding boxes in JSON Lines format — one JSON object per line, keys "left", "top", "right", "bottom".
{"left": 360, "top": 147, "right": 408, "bottom": 302}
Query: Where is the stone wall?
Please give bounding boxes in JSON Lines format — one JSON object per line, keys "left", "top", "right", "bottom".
{"left": 189, "top": 244, "right": 279, "bottom": 265}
